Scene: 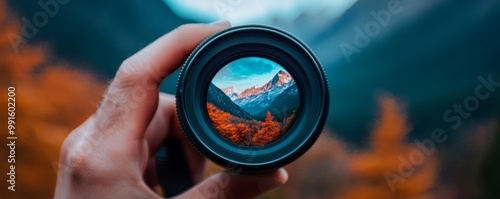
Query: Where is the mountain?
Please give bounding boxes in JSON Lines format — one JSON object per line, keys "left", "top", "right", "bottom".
{"left": 237, "top": 85, "right": 261, "bottom": 99}
{"left": 207, "top": 83, "right": 254, "bottom": 120}
{"left": 263, "top": 70, "right": 293, "bottom": 89}
{"left": 222, "top": 86, "right": 239, "bottom": 100}
{"left": 256, "top": 82, "right": 300, "bottom": 121}
{"left": 234, "top": 70, "right": 295, "bottom": 115}
{"left": 236, "top": 70, "right": 292, "bottom": 99}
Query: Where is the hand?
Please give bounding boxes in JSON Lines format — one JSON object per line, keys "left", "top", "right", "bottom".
{"left": 54, "top": 22, "right": 288, "bottom": 199}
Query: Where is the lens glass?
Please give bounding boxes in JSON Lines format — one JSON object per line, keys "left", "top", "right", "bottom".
{"left": 207, "top": 57, "right": 300, "bottom": 146}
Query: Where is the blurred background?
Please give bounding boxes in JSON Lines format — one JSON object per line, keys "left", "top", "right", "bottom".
{"left": 1, "top": 0, "right": 500, "bottom": 198}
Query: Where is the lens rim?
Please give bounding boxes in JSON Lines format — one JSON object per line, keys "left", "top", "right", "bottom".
{"left": 176, "top": 24, "right": 329, "bottom": 172}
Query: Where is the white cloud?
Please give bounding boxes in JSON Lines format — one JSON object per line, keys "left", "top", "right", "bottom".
{"left": 163, "top": 0, "right": 357, "bottom": 25}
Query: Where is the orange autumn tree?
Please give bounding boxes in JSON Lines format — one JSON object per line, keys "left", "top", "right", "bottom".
{"left": 241, "top": 123, "right": 257, "bottom": 146}
{"left": 252, "top": 111, "right": 281, "bottom": 146}
{"left": 235, "top": 123, "right": 251, "bottom": 145}
{"left": 207, "top": 103, "right": 243, "bottom": 143}
{"left": 207, "top": 103, "right": 284, "bottom": 146}
{"left": 338, "top": 95, "right": 437, "bottom": 199}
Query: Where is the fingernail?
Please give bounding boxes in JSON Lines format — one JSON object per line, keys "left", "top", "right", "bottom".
{"left": 210, "top": 20, "right": 231, "bottom": 27}
{"left": 277, "top": 168, "right": 289, "bottom": 184}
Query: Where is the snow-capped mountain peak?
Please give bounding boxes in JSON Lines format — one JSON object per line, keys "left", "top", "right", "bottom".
{"left": 275, "top": 70, "right": 292, "bottom": 86}
{"left": 236, "top": 70, "right": 293, "bottom": 99}
{"left": 222, "top": 86, "right": 240, "bottom": 100}
{"left": 232, "top": 71, "right": 295, "bottom": 115}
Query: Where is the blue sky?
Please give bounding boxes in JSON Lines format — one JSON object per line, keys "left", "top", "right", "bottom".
{"left": 212, "top": 57, "right": 285, "bottom": 91}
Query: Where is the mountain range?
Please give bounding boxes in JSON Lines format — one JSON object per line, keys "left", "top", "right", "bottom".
{"left": 218, "top": 70, "right": 299, "bottom": 117}
{"left": 235, "top": 70, "right": 293, "bottom": 99}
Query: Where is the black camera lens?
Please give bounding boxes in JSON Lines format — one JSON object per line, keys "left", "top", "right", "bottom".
{"left": 176, "top": 25, "right": 329, "bottom": 172}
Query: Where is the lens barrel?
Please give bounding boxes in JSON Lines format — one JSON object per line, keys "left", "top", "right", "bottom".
{"left": 176, "top": 25, "right": 329, "bottom": 172}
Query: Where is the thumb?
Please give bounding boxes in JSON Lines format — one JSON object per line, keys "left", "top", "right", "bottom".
{"left": 175, "top": 168, "right": 288, "bottom": 199}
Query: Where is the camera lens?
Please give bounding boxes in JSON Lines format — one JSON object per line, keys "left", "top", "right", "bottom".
{"left": 176, "top": 25, "right": 329, "bottom": 172}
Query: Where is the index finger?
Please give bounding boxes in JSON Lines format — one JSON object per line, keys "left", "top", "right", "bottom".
{"left": 95, "top": 22, "right": 231, "bottom": 140}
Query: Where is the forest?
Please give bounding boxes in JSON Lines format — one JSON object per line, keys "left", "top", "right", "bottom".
{"left": 207, "top": 103, "right": 298, "bottom": 146}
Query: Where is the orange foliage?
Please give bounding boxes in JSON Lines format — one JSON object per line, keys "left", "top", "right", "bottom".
{"left": 252, "top": 112, "right": 281, "bottom": 146}
{"left": 206, "top": 103, "right": 282, "bottom": 146}
{"left": 0, "top": 1, "right": 105, "bottom": 198}
{"left": 207, "top": 103, "right": 243, "bottom": 143}
{"left": 339, "top": 95, "right": 437, "bottom": 199}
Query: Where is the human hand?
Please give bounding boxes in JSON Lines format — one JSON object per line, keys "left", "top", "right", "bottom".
{"left": 54, "top": 22, "right": 288, "bottom": 199}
